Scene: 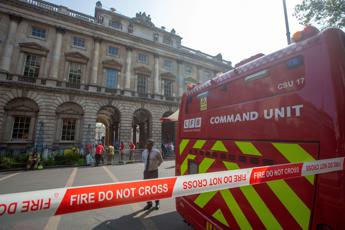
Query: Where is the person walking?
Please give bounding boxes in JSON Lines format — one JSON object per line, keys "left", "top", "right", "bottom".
{"left": 129, "top": 142, "right": 136, "bottom": 161}
{"left": 142, "top": 139, "right": 163, "bottom": 210}
{"left": 161, "top": 143, "right": 168, "bottom": 159}
{"left": 107, "top": 145, "right": 115, "bottom": 165}
{"left": 95, "top": 143, "right": 104, "bottom": 166}
{"left": 119, "top": 141, "right": 125, "bottom": 163}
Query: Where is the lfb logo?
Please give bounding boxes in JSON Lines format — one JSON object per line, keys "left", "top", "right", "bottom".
{"left": 184, "top": 117, "right": 202, "bottom": 129}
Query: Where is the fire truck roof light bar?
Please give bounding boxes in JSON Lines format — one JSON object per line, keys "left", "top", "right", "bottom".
{"left": 244, "top": 69, "right": 268, "bottom": 82}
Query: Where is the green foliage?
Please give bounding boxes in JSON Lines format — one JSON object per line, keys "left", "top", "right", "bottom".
{"left": 63, "top": 146, "right": 80, "bottom": 155}
{"left": 13, "top": 153, "right": 29, "bottom": 164}
{"left": 0, "top": 148, "right": 85, "bottom": 169}
{"left": 0, "top": 154, "right": 28, "bottom": 169}
{"left": 294, "top": 0, "right": 345, "bottom": 29}
{"left": 54, "top": 153, "right": 84, "bottom": 166}
{"left": 0, "top": 157, "right": 16, "bottom": 169}
{"left": 42, "top": 155, "right": 55, "bottom": 166}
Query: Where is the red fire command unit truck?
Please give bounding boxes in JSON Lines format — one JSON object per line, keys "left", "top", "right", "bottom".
{"left": 176, "top": 27, "right": 345, "bottom": 230}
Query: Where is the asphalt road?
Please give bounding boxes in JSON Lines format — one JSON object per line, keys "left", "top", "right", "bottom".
{"left": 0, "top": 160, "right": 193, "bottom": 230}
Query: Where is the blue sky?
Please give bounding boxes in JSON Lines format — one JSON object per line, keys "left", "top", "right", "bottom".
{"left": 49, "top": 0, "right": 304, "bottom": 65}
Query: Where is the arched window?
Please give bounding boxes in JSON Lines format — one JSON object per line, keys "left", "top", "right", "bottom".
{"left": 3, "top": 98, "right": 39, "bottom": 143}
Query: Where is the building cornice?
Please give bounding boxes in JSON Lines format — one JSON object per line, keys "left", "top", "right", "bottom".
{"left": 0, "top": 80, "right": 179, "bottom": 107}
{"left": 1, "top": 0, "right": 231, "bottom": 70}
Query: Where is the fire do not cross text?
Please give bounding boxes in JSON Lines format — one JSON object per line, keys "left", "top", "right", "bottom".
{"left": 69, "top": 184, "right": 169, "bottom": 206}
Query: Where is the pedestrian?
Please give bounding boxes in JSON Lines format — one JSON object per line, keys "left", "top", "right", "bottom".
{"left": 119, "top": 141, "right": 125, "bottom": 163}
{"left": 107, "top": 145, "right": 115, "bottom": 164}
{"left": 95, "top": 143, "right": 104, "bottom": 166}
{"left": 142, "top": 139, "right": 163, "bottom": 210}
{"left": 161, "top": 143, "right": 168, "bottom": 158}
{"left": 129, "top": 142, "right": 136, "bottom": 161}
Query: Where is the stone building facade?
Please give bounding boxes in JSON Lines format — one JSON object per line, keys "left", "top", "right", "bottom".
{"left": 0, "top": 0, "right": 231, "bottom": 153}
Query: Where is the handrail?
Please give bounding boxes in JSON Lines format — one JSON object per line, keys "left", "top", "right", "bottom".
{"left": 20, "top": 0, "right": 96, "bottom": 23}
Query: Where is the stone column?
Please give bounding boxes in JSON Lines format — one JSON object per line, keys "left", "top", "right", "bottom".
{"left": 197, "top": 66, "right": 201, "bottom": 83}
{"left": 124, "top": 47, "right": 132, "bottom": 89}
{"left": 154, "top": 54, "right": 160, "bottom": 95}
{"left": 16, "top": 52, "right": 25, "bottom": 75}
{"left": 177, "top": 60, "right": 184, "bottom": 96}
{"left": 0, "top": 15, "right": 22, "bottom": 72}
{"left": 49, "top": 27, "right": 65, "bottom": 80}
{"left": 91, "top": 38, "right": 101, "bottom": 85}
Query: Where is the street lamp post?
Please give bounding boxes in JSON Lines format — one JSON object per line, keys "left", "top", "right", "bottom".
{"left": 283, "top": 0, "right": 291, "bottom": 44}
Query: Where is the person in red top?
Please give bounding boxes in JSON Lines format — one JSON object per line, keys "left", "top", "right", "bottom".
{"left": 119, "top": 141, "right": 125, "bottom": 163}
{"left": 129, "top": 142, "right": 136, "bottom": 161}
{"left": 95, "top": 143, "right": 104, "bottom": 166}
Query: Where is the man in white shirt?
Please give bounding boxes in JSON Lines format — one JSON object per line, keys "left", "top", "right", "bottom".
{"left": 142, "top": 139, "right": 163, "bottom": 210}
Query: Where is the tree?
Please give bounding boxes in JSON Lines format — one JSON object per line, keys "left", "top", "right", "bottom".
{"left": 294, "top": 0, "right": 345, "bottom": 29}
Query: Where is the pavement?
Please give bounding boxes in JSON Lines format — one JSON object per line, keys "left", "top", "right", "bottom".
{"left": 0, "top": 160, "right": 193, "bottom": 230}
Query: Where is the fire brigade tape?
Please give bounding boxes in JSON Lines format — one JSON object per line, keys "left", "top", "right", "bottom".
{"left": 0, "top": 157, "right": 344, "bottom": 222}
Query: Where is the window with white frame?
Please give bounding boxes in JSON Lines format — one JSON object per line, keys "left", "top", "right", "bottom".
{"left": 56, "top": 102, "right": 83, "bottom": 143}
{"left": 164, "top": 60, "right": 173, "bottom": 71}
{"left": 31, "top": 26, "right": 46, "bottom": 39}
{"left": 107, "top": 46, "right": 119, "bottom": 57}
{"left": 23, "top": 54, "right": 41, "bottom": 78}
{"left": 72, "top": 36, "right": 85, "bottom": 48}
{"left": 105, "top": 68, "right": 118, "bottom": 88}
{"left": 137, "top": 74, "right": 147, "bottom": 94}
{"left": 12, "top": 116, "right": 31, "bottom": 140}
{"left": 5, "top": 98, "right": 38, "bottom": 142}
{"left": 68, "top": 63, "right": 82, "bottom": 86}
{"left": 162, "top": 79, "right": 173, "bottom": 97}
{"left": 138, "top": 53, "right": 148, "bottom": 64}
{"left": 61, "top": 118, "right": 76, "bottom": 141}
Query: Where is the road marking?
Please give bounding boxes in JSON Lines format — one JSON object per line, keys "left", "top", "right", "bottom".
{"left": 44, "top": 168, "right": 78, "bottom": 230}
{"left": 0, "top": 172, "right": 19, "bottom": 181}
{"left": 102, "top": 166, "right": 159, "bottom": 230}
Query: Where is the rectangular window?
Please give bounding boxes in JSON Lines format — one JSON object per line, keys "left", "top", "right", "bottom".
{"left": 138, "top": 53, "right": 148, "bottom": 64}
{"left": 12, "top": 116, "right": 31, "bottom": 140}
{"left": 164, "top": 60, "right": 172, "bottom": 71}
{"left": 23, "top": 54, "right": 41, "bottom": 79}
{"left": 73, "top": 36, "right": 85, "bottom": 48}
{"left": 31, "top": 26, "right": 46, "bottom": 39}
{"left": 185, "top": 65, "right": 192, "bottom": 76}
{"left": 105, "top": 68, "right": 118, "bottom": 88}
{"left": 163, "top": 35, "right": 172, "bottom": 45}
{"left": 137, "top": 75, "right": 147, "bottom": 95}
{"left": 61, "top": 118, "right": 76, "bottom": 141}
{"left": 108, "top": 46, "right": 119, "bottom": 56}
{"left": 68, "top": 63, "right": 82, "bottom": 88}
{"left": 109, "top": 20, "right": 122, "bottom": 29}
{"left": 200, "top": 70, "right": 212, "bottom": 82}
{"left": 163, "top": 79, "right": 173, "bottom": 97}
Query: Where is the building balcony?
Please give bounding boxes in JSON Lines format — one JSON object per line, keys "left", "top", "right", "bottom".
{"left": 66, "top": 82, "right": 81, "bottom": 89}
{"left": 18, "top": 76, "right": 37, "bottom": 83}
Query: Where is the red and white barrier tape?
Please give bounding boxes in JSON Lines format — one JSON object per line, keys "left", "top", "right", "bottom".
{"left": 0, "top": 157, "right": 344, "bottom": 221}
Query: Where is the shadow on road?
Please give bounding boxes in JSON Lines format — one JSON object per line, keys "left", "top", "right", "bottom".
{"left": 93, "top": 210, "right": 192, "bottom": 230}
{"left": 164, "top": 165, "right": 175, "bottom": 169}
